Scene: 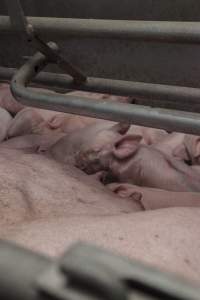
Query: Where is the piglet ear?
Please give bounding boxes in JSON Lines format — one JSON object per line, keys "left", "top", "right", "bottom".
{"left": 48, "top": 115, "right": 63, "bottom": 129}
{"left": 113, "top": 134, "right": 142, "bottom": 159}
{"left": 110, "top": 123, "right": 131, "bottom": 135}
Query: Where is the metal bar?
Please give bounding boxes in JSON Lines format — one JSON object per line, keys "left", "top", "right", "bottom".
{"left": 27, "top": 37, "right": 87, "bottom": 84}
{"left": 1, "top": 16, "right": 200, "bottom": 43}
{"left": 4, "top": 0, "right": 86, "bottom": 84}
{"left": 10, "top": 51, "right": 200, "bottom": 135}
{"left": 1, "top": 240, "right": 200, "bottom": 300}
{"left": 0, "top": 240, "right": 51, "bottom": 300}
{"left": 5, "top": 0, "right": 28, "bottom": 32}
{"left": 2, "top": 66, "right": 200, "bottom": 106}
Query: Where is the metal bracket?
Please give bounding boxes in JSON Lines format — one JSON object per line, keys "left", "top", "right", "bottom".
{"left": 5, "top": 0, "right": 86, "bottom": 84}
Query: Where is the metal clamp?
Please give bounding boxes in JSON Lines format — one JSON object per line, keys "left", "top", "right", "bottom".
{"left": 5, "top": 0, "right": 86, "bottom": 84}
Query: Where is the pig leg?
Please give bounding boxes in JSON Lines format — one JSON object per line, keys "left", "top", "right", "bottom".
{"left": 107, "top": 134, "right": 200, "bottom": 192}
{"left": 0, "top": 133, "right": 65, "bottom": 154}
{"left": 108, "top": 182, "right": 200, "bottom": 210}
{"left": 7, "top": 107, "right": 45, "bottom": 138}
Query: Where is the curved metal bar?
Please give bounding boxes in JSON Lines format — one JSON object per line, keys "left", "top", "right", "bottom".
{"left": 1, "top": 16, "right": 200, "bottom": 43}
{"left": 10, "top": 51, "right": 200, "bottom": 135}
{"left": 1, "top": 66, "right": 200, "bottom": 106}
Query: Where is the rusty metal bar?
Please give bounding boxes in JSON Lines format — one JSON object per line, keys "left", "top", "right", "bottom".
{"left": 1, "top": 16, "right": 200, "bottom": 43}
{"left": 10, "top": 51, "right": 200, "bottom": 135}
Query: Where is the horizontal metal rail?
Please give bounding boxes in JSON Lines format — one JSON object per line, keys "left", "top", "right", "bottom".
{"left": 1, "top": 66, "right": 200, "bottom": 107}
{"left": 10, "top": 51, "right": 200, "bottom": 135}
{"left": 1, "top": 16, "right": 200, "bottom": 43}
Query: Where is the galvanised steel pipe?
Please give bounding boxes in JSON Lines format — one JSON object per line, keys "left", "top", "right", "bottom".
{"left": 1, "top": 66, "right": 200, "bottom": 106}
{"left": 10, "top": 51, "right": 200, "bottom": 135}
{"left": 1, "top": 16, "right": 200, "bottom": 43}
{"left": 0, "top": 240, "right": 51, "bottom": 300}
{"left": 1, "top": 240, "right": 200, "bottom": 300}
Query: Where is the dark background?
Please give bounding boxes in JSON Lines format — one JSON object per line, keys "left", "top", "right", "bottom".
{"left": 1, "top": 0, "right": 200, "bottom": 87}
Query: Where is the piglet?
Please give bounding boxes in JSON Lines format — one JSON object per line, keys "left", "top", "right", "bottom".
{"left": 53, "top": 121, "right": 200, "bottom": 192}
{"left": 105, "top": 133, "right": 200, "bottom": 192}
{"left": 49, "top": 121, "right": 128, "bottom": 169}
{"left": 67, "top": 90, "right": 132, "bottom": 103}
{"left": 8, "top": 106, "right": 108, "bottom": 138}
{"left": 0, "top": 107, "right": 12, "bottom": 142}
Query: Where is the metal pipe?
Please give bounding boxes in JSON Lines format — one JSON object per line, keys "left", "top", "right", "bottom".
{"left": 4, "top": 0, "right": 86, "bottom": 84}
{"left": 1, "top": 240, "right": 200, "bottom": 300}
{"left": 2, "top": 66, "right": 200, "bottom": 106}
{"left": 0, "top": 240, "right": 51, "bottom": 300}
{"left": 10, "top": 51, "right": 200, "bottom": 135}
{"left": 1, "top": 16, "right": 200, "bottom": 43}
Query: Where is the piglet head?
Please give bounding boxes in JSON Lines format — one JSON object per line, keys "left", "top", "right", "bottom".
{"left": 75, "top": 122, "right": 131, "bottom": 174}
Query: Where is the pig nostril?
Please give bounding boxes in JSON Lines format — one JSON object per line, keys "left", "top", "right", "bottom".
{"left": 34, "top": 66, "right": 39, "bottom": 73}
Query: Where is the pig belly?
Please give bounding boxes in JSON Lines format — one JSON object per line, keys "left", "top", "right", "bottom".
{"left": 0, "top": 148, "right": 141, "bottom": 228}
{"left": 3, "top": 207, "right": 200, "bottom": 285}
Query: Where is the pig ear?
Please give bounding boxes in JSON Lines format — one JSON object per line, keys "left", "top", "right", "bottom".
{"left": 110, "top": 123, "right": 131, "bottom": 135}
{"left": 113, "top": 134, "right": 142, "bottom": 159}
{"left": 48, "top": 116, "right": 63, "bottom": 129}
